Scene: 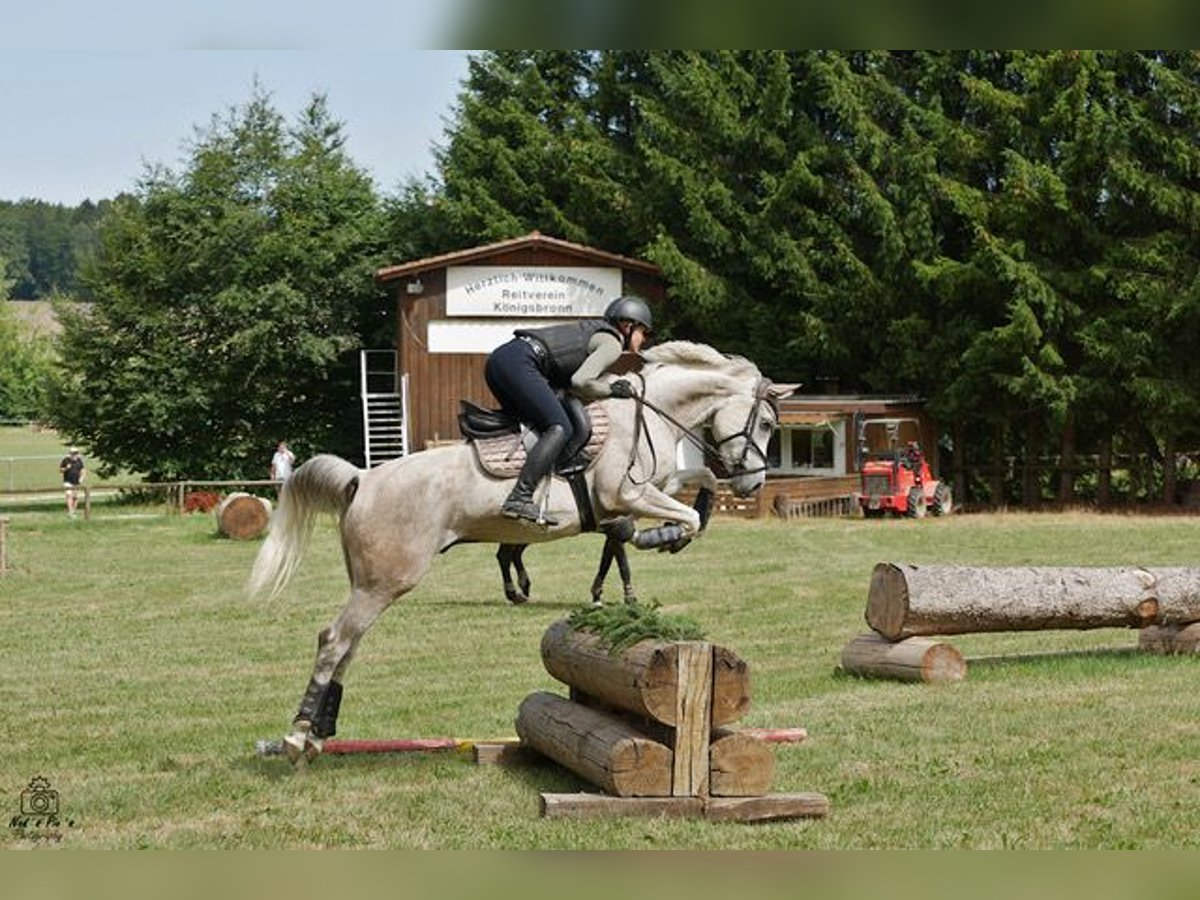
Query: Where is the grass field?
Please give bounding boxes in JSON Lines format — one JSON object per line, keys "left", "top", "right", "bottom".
{"left": 1, "top": 501, "right": 1198, "bottom": 849}
{"left": 0, "top": 425, "right": 143, "bottom": 496}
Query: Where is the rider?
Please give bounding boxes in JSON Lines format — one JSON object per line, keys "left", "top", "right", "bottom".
{"left": 484, "top": 295, "right": 653, "bottom": 525}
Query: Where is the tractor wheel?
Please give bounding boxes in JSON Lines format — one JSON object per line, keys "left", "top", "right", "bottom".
{"left": 905, "top": 486, "right": 927, "bottom": 518}
{"left": 931, "top": 482, "right": 954, "bottom": 516}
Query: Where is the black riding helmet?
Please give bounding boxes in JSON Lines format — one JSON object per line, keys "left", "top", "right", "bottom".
{"left": 603, "top": 295, "right": 654, "bottom": 337}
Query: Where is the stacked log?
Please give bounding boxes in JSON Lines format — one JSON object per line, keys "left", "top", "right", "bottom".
{"left": 842, "top": 562, "right": 1200, "bottom": 682}
{"left": 517, "top": 619, "right": 829, "bottom": 822}
{"left": 1138, "top": 623, "right": 1200, "bottom": 655}
{"left": 840, "top": 632, "right": 966, "bottom": 683}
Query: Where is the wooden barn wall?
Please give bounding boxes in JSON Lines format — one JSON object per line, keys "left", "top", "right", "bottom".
{"left": 393, "top": 252, "right": 664, "bottom": 452}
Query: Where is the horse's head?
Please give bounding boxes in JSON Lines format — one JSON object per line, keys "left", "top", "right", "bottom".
{"left": 638, "top": 342, "right": 792, "bottom": 497}
{"left": 709, "top": 377, "right": 784, "bottom": 497}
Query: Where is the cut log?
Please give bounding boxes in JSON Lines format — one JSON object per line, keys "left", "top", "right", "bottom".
{"left": 864, "top": 563, "right": 1200, "bottom": 640}
{"left": 708, "top": 728, "right": 775, "bottom": 797}
{"left": 515, "top": 691, "right": 672, "bottom": 797}
{"left": 840, "top": 632, "right": 966, "bottom": 683}
{"left": 1138, "top": 622, "right": 1200, "bottom": 655}
{"left": 215, "top": 493, "right": 271, "bottom": 540}
{"left": 539, "top": 619, "right": 750, "bottom": 726}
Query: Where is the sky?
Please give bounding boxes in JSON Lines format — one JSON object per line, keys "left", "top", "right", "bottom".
{"left": 1, "top": 4, "right": 473, "bottom": 205}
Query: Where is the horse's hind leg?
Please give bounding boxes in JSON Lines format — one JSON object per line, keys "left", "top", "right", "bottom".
{"left": 283, "top": 588, "right": 390, "bottom": 766}
{"left": 497, "top": 544, "right": 531, "bottom": 604}
{"left": 590, "top": 537, "right": 617, "bottom": 605}
{"left": 613, "top": 539, "right": 637, "bottom": 604}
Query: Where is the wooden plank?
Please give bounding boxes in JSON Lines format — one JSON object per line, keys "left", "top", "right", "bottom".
{"left": 672, "top": 642, "right": 712, "bottom": 797}
{"left": 704, "top": 793, "right": 830, "bottom": 823}
{"left": 471, "top": 740, "right": 528, "bottom": 765}
{"left": 539, "top": 792, "right": 829, "bottom": 822}
{"left": 540, "top": 793, "right": 704, "bottom": 820}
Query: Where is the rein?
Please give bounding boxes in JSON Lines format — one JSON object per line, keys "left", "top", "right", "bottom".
{"left": 622, "top": 371, "right": 776, "bottom": 485}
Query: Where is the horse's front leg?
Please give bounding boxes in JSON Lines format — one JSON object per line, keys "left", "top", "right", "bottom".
{"left": 623, "top": 488, "right": 703, "bottom": 552}
{"left": 660, "top": 466, "right": 718, "bottom": 535}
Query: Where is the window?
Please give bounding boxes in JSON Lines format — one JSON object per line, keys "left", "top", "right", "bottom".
{"left": 772, "top": 421, "right": 845, "bottom": 475}
{"left": 790, "top": 428, "right": 834, "bottom": 469}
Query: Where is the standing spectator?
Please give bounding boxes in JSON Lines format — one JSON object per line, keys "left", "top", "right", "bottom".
{"left": 270, "top": 441, "right": 296, "bottom": 483}
{"left": 59, "top": 446, "right": 85, "bottom": 518}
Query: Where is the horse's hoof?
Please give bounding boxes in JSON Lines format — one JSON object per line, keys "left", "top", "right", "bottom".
{"left": 624, "top": 592, "right": 639, "bottom": 605}
{"left": 304, "top": 736, "right": 325, "bottom": 762}
{"left": 282, "top": 732, "right": 307, "bottom": 765}
{"left": 506, "top": 589, "right": 529, "bottom": 605}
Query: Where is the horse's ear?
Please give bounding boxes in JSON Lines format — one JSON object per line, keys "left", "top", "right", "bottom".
{"left": 767, "top": 382, "right": 801, "bottom": 400}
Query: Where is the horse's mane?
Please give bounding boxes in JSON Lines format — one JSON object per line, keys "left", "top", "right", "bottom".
{"left": 641, "top": 341, "right": 760, "bottom": 379}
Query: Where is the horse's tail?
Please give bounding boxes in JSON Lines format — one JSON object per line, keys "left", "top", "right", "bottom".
{"left": 247, "top": 453, "right": 361, "bottom": 603}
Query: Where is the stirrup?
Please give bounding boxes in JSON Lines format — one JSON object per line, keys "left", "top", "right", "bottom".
{"left": 502, "top": 497, "right": 558, "bottom": 527}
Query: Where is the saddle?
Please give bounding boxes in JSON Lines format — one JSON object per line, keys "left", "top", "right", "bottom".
{"left": 458, "top": 395, "right": 611, "bottom": 481}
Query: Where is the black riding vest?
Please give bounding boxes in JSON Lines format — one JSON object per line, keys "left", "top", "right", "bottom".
{"left": 514, "top": 320, "right": 621, "bottom": 388}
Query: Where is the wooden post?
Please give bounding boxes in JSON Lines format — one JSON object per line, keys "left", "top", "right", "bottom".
{"left": 672, "top": 642, "right": 712, "bottom": 797}
{"left": 0, "top": 516, "right": 9, "bottom": 575}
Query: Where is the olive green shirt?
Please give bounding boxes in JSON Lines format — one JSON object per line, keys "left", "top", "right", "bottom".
{"left": 570, "top": 331, "right": 624, "bottom": 399}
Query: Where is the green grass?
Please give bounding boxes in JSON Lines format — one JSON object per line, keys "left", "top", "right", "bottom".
{"left": 1, "top": 506, "right": 1198, "bottom": 848}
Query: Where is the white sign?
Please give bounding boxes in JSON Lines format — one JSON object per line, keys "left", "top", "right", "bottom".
{"left": 446, "top": 265, "right": 622, "bottom": 317}
{"left": 427, "top": 319, "right": 575, "bottom": 354}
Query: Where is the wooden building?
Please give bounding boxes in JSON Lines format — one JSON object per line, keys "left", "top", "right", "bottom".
{"left": 375, "top": 232, "right": 665, "bottom": 453}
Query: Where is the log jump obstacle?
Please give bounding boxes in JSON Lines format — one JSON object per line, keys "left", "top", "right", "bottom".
{"left": 516, "top": 619, "right": 829, "bottom": 822}
{"left": 841, "top": 562, "right": 1200, "bottom": 683}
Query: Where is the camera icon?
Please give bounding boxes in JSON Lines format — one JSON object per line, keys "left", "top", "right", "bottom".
{"left": 20, "top": 776, "right": 59, "bottom": 816}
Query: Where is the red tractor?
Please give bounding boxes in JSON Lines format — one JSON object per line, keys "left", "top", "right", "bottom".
{"left": 857, "top": 418, "right": 952, "bottom": 518}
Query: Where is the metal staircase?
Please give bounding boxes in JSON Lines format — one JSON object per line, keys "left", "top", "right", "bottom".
{"left": 360, "top": 350, "right": 409, "bottom": 468}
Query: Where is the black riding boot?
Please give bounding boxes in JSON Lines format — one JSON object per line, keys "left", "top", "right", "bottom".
{"left": 503, "top": 424, "right": 567, "bottom": 525}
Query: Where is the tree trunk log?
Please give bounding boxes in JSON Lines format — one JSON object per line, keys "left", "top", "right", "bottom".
{"left": 516, "top": 691, "right": 672, "bottom": 797}
{"left": 840, "top": 632, "right": 966, "bottom": 683}
{"left": 708, "top": 728, "right": 775, "bottom": 797}
{"left": 539, "top": 619, "right": 750, "bottom": 726}
{"left": 215, "top": 492, "right": 271, "bottom": 539}
{"left": 865, "top": 563, "right": 1200, "bottom": 640}
{"left": 1138, "top": 623, "right": 1200, "bottom": 655}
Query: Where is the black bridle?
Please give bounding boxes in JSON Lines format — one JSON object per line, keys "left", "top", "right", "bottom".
{"left": 623, "top": 372, "right": 777, "bottom": 486}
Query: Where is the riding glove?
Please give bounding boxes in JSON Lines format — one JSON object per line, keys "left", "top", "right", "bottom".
{"left": 609, "top": 379, "right": 636, "bottom": 399}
